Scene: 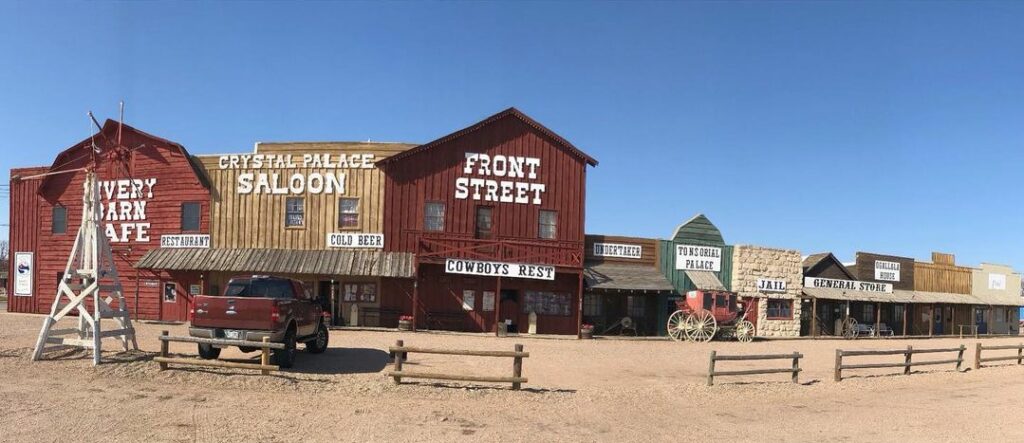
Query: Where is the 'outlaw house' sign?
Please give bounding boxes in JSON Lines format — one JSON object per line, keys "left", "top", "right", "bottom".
{"left": 445, "top": 258, "right": 555, "bottom": 281}
{"left": 804, "top": 277, "right": 892, "bottom": 293}
{"left": 874, "top": 260, "right": 901, "bottom": 282}
{"left": 675, "top": 245, "right": 722, "bottom": 272}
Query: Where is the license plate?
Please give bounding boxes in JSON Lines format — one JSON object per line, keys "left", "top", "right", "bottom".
{"left": 224, "top": 330, "right": 240, "bottom": 339}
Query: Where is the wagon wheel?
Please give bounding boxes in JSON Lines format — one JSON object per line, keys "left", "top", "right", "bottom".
{"left": 686, "top": 310, "right": 717, "bottom": 343}
{"left": 842, "top": 317, "right": 858, "bottom": 340}
{"left": 666, "top": 310, "right": 688, "bottom": 342}
{"left": 735, "top": 320, "right": 755, "bottom": 343}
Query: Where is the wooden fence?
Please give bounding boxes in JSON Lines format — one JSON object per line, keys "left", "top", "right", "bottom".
{"left": 974, "top": 342, "right": 1024, "bottom": 369}
{"left": 834, "top": 345, "right": 965, "bottom": 382}
{"left": 706, "top": 351, "right": 802, "bottom": 386}
{"left": 388, "top": 340, "right": 528, "bottom": 390}
{"left": 155, "top": 331, "right": 285, "bottom": 375}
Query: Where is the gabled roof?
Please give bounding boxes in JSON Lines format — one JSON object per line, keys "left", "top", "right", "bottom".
{"left": 377, "top": 107, "right": 598, "bottom": 166}
{"left": 40, "top": 119, "right": 209, "bottom": 190}
{"left": 669, "top": 213, "right": 725, "bottom": 246}
{"left": 802, "top": 252, "right": 856, "bottom": 280}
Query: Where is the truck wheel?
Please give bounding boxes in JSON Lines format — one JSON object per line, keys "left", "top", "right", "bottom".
{"left": 306, "top": 322, "right": 329, "bottom": 354}
{"left": 197, "top": 343, "right": 221, "bottom": 360}
{"left": 238, "top": 347, "right": 257, "bottom": 353}
{"left": 274, "top": 328, "right": 296, "bottom": 369}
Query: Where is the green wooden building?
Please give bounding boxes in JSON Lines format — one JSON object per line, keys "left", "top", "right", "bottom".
{"left": 656, "top": 214, "right": 734, "bottom": 335}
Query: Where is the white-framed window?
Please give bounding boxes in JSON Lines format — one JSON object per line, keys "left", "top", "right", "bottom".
{"left": 424, "top": 201, "right": 445, "bottom": 231}
{"left": 338, "top": 197, "right": 359, "bottom": 229}
{"left": 285, "top": 197, "right": 304, "bottom": 227}
{"left": 538, "top": 210, "right": 557, "bottom": 239}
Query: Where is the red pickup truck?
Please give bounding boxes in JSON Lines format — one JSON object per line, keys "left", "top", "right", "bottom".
{"left": 189, "top": 275, "right": 329, "bottom": 368}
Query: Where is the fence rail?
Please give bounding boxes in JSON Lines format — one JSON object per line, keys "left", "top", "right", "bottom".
{"left": 388, "top": 340, "right": 528, "bottom": 390}
{"left": 974, "top": 342, "right": 1024, "bottom": 369}
{"left": 706, "top": 351, "right": 802, "bottom": 386}
{"left": 834, "top": 345, "right": 965, "bottom": 382}
{"left": 155, "top": 330, "right": 283, "bottom": 375}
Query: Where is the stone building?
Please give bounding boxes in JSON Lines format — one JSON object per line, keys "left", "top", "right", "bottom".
{"left": 730, "top": 245, "right": 803, "bottom": 337}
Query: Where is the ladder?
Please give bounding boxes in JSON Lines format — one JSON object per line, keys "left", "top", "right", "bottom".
{"left": 32, "top": 171, "right": 138, "bottom": 365}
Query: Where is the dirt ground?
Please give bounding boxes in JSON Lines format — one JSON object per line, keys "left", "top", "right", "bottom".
{"left": 0, "top": 311, "right": 1022, "bottom": 442}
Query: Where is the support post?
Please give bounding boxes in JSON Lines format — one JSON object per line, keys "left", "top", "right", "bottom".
{"left": 1018, "top": 343, "right": 1023, "bottom": 365}
{"left": 261, "top": 337, "right": 270, "bottom": 375}
{"left": 707, "top": 351, "right": 716, "bottom": 386}
{"left": 834, "top": 349, "right": 842, "bottom": 382}
{"left": 811, "top": 298, "right": 818, "bottom": 337}
{"left": 902, "top": 304, "right": 908, "bottom": 336}
{"left": 791, "top": 352, "right": 800, "bottom": 384}
{"left": 392, "top": 339, "right": 404, "bottom": 385}
{"left": 928, "top": 304, "right": 935, "bottom": 337}
{"left": 974, "top": 342, "right": 982, "bottom": 370}
{"left": 512, "top": 344, "right": 523, "bottom": 390}
{"left": 494, "top": 276, "right": 502, "bottom": 336}
{"left": 956, "top": 345, "right": 965, "bottom": 372}
{"left": 411, "top": 264, "right": 419, "bottom": 332}
{"left": 875, "top": 302, "right": 881, "bottom": 338}
{"left": 576, "top": 271, "right": 584, "bottom": 339}
{"left": 904, "top": 345, "right": 912, "bottom": 375}
{"left": 159, "top": 330, "right": 169, "bottom": 371}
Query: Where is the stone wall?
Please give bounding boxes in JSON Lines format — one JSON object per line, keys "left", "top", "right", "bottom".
{"left": 731, "top": 245, "right": 803, "bottom": 337}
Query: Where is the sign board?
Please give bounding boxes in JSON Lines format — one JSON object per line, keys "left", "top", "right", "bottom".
{"left": 804, "top": 277, "right": 892, "bottom": 294}
{"left": 675, "top": 245, "right": 722, "bottom": 272}
{"left": 218, "top": 153, "right": 375, "bottom": 195}
{"left": 160, "top": 234, "right": 211, "bottom": 248}
{"left": 142, "top": 280, "right": 160, "bottom": 288}
{"left": 189, "top": 284, "right": 202, "bottom": 295}
{"left": 988, "top": 273, "right": 1007, "bottom": 291}
{"left": 13, "top": 252, "right": 32, "bottom": 296}
{"left": 482, "top": 291, "right": 495, "bottom": 312}
{"left": 462, "top": 290, "right": 475, "bottom": 311}
{"left": 444, "top": 258, "right": 555, "bottom": 281}
{"left": 874, "top": 260, "right": 901, "bottom": 282}
{"left": 100, "top": 178, "right": 157, "bottom": 243}
{"left": 326, "top": 233, "right": 384, "bottom": 249}
{"left": 592, "top": 243, "right": 642, "bottom": 259}
{"left": 756, "top": 278, "right": 787, "bottom": 293}
{"left": 454, "top": 152, "right": 546, "bottom": 205}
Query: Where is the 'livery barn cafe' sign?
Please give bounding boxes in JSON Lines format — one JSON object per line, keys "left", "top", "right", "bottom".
{"left": 218, "top": 153, "right": 375, "bottom": 195}
{"left": 675, "top": 245, "right": 722, "bottom": 272}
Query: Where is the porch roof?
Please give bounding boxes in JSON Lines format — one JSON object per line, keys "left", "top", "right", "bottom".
{"left": 803, "top": 288, "right": 1023, "bottom": 307}
{"left": 583, "top": 262, "right": 674, "bottom": 292}
{"left": 135, "top": 248, "right": 416, "bottom": 278}
{"left": 684, "top": 270, "right": 727, "bottom": 291}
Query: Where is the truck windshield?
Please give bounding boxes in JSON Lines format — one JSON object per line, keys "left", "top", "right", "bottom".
{"left": 223, "top": 279, "right": 294, "bottom": 299}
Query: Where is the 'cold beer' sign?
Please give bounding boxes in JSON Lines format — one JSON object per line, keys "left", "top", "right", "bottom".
{"left": 675, "top": 245, "right": 722, "bottom": 272}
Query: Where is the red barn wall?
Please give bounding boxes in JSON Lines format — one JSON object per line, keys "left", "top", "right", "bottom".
{"left": 8, "top": 167, "right": 47, "bottom": 314}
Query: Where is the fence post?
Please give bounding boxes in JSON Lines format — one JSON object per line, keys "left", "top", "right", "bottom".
{"left": 956, "top": 345, "right": 965, "bottom": 372}
{"left": 261, "top": 337, "right": 270, "bottom": 375}
{"left": 791, "top": 352, "right": 800, "bottom": 384}
{"left": 974, "top": 342, "right": 982, "bottom": 370}
{"left": 707, "top": 351, "right": 716, "bottom": 386}
{"left": 834, "top": 349, "right": 842, "bottom": 382}
{"left": 159, "top": 330, "right": 169, "bottom": 371}
{"left": 1018, "top": 343, "right": 1023, "bottom": 365}
{"left": 392, "top": 340, "right": 404, "bottom": 385}
{"left": 512, "top": 344, "right": 524, "bottom": 390}
{"left": 904, "top": 345, "right": 912, "bottom": 375}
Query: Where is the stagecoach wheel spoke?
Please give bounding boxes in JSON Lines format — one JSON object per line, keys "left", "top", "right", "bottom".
{"left": 666, "top": 310, "right": 687, "bottom": 342}
{"left": 736, "top": 320, "right": 755, "bottom": 343}
{"left": 692, "top": 310, "right": 717, "bottom": 343}
{"left": 842, "top": 318, "right": 858, "bottom": 340}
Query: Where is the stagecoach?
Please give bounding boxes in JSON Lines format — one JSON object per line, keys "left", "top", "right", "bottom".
{"left": 666, "top": 289, "right": 756, "bottom": 343}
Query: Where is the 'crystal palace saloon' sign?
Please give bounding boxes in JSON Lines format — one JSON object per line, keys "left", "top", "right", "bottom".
{"left": 218, "top": 153, "right": 375, "bottom": 195}
{"left": 804, "top": 277, "right": 892, "bottom": 293}
{"left": 675, "top": 245, "right": 722, "bottom": 272}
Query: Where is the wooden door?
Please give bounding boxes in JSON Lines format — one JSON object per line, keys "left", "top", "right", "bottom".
{"left": 161, "top": 282, "right": 185, "bottom": 322}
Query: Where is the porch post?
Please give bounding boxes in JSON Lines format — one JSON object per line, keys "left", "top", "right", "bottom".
{"left": 811, "top": 297, "right": 818, "bottom": 338}
{"left": 902, "top": 303, "right": 908, "bottom": 336}
{"left": 875, "top": 302, "right": 881, "bottom": 337}
{"left": 928, "top": 304, "right": 935, "bottom": 337}
{"left": 576, "top": 271, "right": 584, "bottom": 339}
{"left": 494, "top": 276, "right": 502, "bottom": 336}
{"left": 411, "top": 262, "right": 419, "bottom": 332}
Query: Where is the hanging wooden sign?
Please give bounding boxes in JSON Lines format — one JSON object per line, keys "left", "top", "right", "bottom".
{"left": 444, "top": 258, "right": 555, "bottom": 281}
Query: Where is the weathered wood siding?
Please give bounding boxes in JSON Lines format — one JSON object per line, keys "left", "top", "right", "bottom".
{"left": 7, "top": 167, "right": 47, "bottom": 314}
{"left": 914, "top": 252, "right": 972, "bottom": 294}
{"left": 658, "top": 214, "right": 733, "bottom": 293}
{"left": 199, "top": 142, "right": 413, "bottom": 250}
{"left": 584, "top": 235, "right": 659, "bottom": 266}
{"left": 853, "top": 252, "right": 915, "bottom": 291}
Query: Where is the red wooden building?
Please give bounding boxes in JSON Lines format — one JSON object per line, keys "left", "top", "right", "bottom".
{"left": 7, "top": 120, "right": 211, "bottom": 321}
{"left": 378, "top": 108, "right": 598, "bottom": 335}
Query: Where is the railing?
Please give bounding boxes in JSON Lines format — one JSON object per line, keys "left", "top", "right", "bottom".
{"left": 409, "top": 231, "right": 584, "bottom": 268}
{"left": 388, "top": 340, "right": 528, "bottom": 390}
{"left": 706, "top": 351, "right": 803, "bottom": 386}
{"left": 973, "top": 342, "right": 1024, "bottom": 369}
{"left": 155, "top": 330, "right": 284, "bottom": 375}
{"left": 834, "top": 345, "right": 966, "bottom": 382}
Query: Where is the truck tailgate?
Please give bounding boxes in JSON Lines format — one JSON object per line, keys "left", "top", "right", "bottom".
{"left": 191, "top": 294, "right": 277, "bottom": 330}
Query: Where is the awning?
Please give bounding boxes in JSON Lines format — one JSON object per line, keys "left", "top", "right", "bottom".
{"left": 685, "top": 270, "right": 726, "bottom": 291}
{"left": 135, "top": 248, "right": 415, "bottom": 278}
{"left": 802, "top": 287, "right": 913, "bottom": 303}
{"left": 804, "top": 288, "right": 1023, "bottom": 307}
{"left": 584, "top": 262, "right": 674, "bottom": 292}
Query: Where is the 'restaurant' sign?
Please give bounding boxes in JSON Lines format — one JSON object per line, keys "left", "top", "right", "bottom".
{"left": 675, "top": 245, "right": 722, "bottom": 272}
{"left": 592, "top": 243, "right": 642, "bottom": 259}
{"left": 454, "top": 153, "right": 546, "bottom": 205}
{"left": 326, "top": 233, "right": 384, "bottom": 249}
{"left": 160, "top": 234, "right": 211, "bottom": 248}
{"left": 445, "top": 258, "right": 555, "bottom": 281}
{"left": 218, "top": 153, "right": 375, "bottom": 195}
{"left": 757, "top": 278, "right": 787, "bottom": 293}
{"left": 14, "top": 252, "right": 33, "bottom": 296}
{"left": 804, "top": 277, "right": 892, "bottom": 293}
{"left": 874, "top": 260, "right": 901, "bottom": 282}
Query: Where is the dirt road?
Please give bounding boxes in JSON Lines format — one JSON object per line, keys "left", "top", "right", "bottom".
{"left": 0, "top": 311, "right": 1021, "bottom": 442}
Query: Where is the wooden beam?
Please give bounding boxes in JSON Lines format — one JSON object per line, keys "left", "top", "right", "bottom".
{"left": 153, "top": 356, "right": 279, "bottom": 372}
{"left": 494, "top": 276, "right": 502, "bottom": 335}
{"left": 386, "top": 371, "right": 527, "bottom": 385}
{"left": 875, "top": 302, "right": 881, "bottom": 337}
{"left": 902, "top": 304, "right": 908, "bottom": 336}
{"left": 811, "top": 298, "right": 818, "bottom": 338}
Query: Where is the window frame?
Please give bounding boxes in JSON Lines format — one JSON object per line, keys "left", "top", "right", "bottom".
{"left": 766, "top": 299, "right": 794, "bottom": 320}
{"left": 51, "top": 205, "right": 67, "bottom": 235}
{"left": 424, "top": 201, "right": 446, "bottom": 232}
{"left": 285, "top": 197, "right": 305, "bottom": 228}
{"left": 180, "top": 201, "right": 202, "bottom": 232}
{"left": 338, "top": 197, "right": 360, "bottom": 230}
{"left": 538, "top": 209, "right": 557, "bottom": 240}
{"left": 475, "top": 205, "right": 493, "bottom": 239}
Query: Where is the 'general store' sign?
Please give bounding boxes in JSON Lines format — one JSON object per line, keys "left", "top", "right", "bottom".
{"left": 804, "top": 277, "right": 892, "bottom": 293}
{"left": 455, "top": 153, "right": 546, "bottom": 205}
{"left": 592, "top": 243, "right": 642, "bottom": 259}
{"left": 445, "top": 258, "right": 555, "bottom": 281}
{"left": 874, "top": 260, "right": 901, "bottom": 282}
{"left": 675, "top": 245, "right": 722, "bottom": 272}
{"left": 326, "top": 233, "right": 384, "bottom": 249}
{"left": 218, "top": 153, "right": 375, "bottom": 195}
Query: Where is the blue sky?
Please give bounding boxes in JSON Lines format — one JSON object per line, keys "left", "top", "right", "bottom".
{"left": 1, "top": 1, "right": 1022, "bottom": 268}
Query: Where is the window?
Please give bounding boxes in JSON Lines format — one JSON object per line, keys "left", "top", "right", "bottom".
{"left": 181, "top": 202, "right": 201, "bottom": 232}
{"left": 342, "top": 283, "right": 377, "bottom": 303}
{"left": 475, "top": 206, "right": 493, "bottom": 239}
{"left": 224, "top": 278, "right": 294, "bottom": 299}
{"left": 338, "top": 198, "right": 359, "bottom": 229}
{"left": 862, "top": 304, "right": 875, "bottom": 322}
{"left": 424, "top": 202, "right": 445, "bottom": 231}
{"left": 522, "top": 291, "right": 571, "bottom": 316}
{"left": 538, "top": 210, "right": 557, "bottom": 239}
{"left": 767, "top": 299, "right": 793, "bottom": 319}
{"left": 627, "top": 296, "right": 645, "bottom": 318}
{"left": 52, "top": 206, "right": 67, "bottom": 234}
{"left": 715, "top": 294, "right": 726, "bottom": 308}
{"left": 285, "top": 197, "right": 304, "bottom": 227}
{"left": 703, "top": 293, "right": 713, "bottom": 310}
{"left": 583, "top": 294, "right": 602, "bottom": 316}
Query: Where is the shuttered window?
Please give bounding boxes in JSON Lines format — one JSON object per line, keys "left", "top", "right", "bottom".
{"left": 538, "top": 210, "right": 557, "bottom": 239}
{"left": 285, "top": 197, "right": 304, "bottom": 227}
{"left": 424, "top": 202, "right": 445, "bottom": 232}
{"left": 52, "top": 205, "right": 67, "bottom": 234}
{"left": 181, "top": 202, "right": 201, "bottom": 232}
{"left": 338, "top": 198, "right": 359, "bottom": 229}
